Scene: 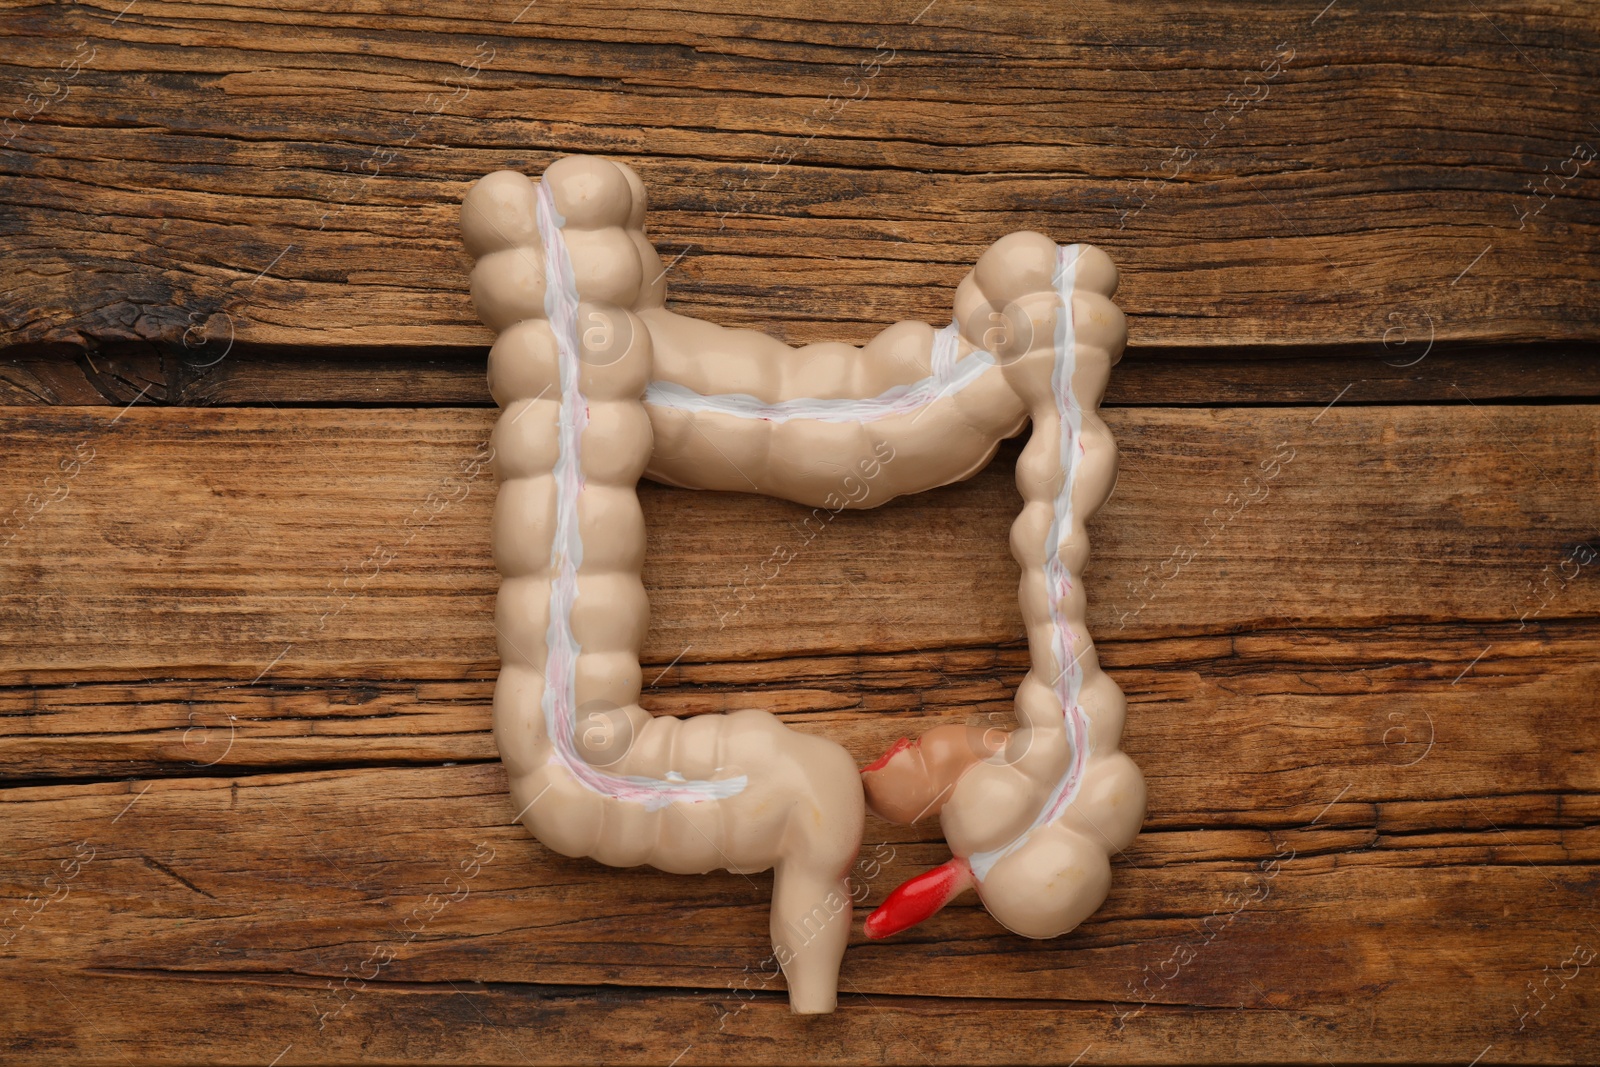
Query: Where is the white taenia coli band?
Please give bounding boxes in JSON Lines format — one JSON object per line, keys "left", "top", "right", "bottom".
{"left": 532, "top": 179, "right": 746, "bottom": 809}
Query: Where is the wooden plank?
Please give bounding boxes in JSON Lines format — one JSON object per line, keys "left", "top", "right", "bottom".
{"left": 8, "top": 964, "right": 1591, "bottom": 1066}
{"left": 1, "top": 2, "right": 1597, "bottom": 351}
{"left": 3, "top": 4, "right": 1596, "bottom": 1063}
{"left": 1, "top": 759, "right": 1595, "bottom": 1061}
{"left": 1, "top": 403, "right": 1596, "bottom": 685}
{"left": 2, "top": 623, "right": 1595, "bottom": 794}
{"left": 6, "top": 343, "right": 1600, "bottom": 408}
{"left": 2, "top": 402, "right": 1595, "bottom": 1060}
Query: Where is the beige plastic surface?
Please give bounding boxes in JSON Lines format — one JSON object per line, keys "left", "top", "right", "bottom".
{"left": 459, "top": 154, "right": 1145, "bottom": 1006}
{"left": 861, "top": 240, "right": 1147, "bottom": 939}
{"left": 462, "top": 158, "right": 863, "bottom": 1014}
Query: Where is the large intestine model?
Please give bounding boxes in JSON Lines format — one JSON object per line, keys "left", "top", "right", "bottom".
{"left": 459, "top": 155, "right": 1145, "bottom": 1014}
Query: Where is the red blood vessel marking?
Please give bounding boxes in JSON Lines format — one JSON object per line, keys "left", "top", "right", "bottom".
{"left": 862, "top": 736, "right": 913, "bottom": 774}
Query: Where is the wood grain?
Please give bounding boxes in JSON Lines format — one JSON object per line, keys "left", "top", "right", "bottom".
{"left": 3, "top": 630, "right": 1596, "bottom": 1062}
{"left": 1, "top": 1, "right": 1598, "bottom": 352}
{"left": 3, "top": 1, "right": 1598, "bottom": 1062}
{"left": 7, "top": 963, "right": 1592, "bottom": 1066}
{"left": 5, "top": 623, "right": 1597, "bottom": 826}
{"left": 0, "top": 403, "right": 1595, "bottom": 687}
{"left": 2, "top": 401, "right": 1596, "bottom": 1060}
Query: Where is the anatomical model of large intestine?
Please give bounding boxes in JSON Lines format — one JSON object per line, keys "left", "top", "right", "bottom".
{"left": 460, "top": 155, "right": 1145, "bottom": 1014}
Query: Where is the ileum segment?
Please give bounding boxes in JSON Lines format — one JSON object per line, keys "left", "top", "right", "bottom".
{"left": 464, "top": 158, "right": 863, "bottom": 1014}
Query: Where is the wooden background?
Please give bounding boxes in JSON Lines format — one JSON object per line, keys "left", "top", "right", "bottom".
{"left": 2, "top": 1, "right": 1598, "bottom": 1063}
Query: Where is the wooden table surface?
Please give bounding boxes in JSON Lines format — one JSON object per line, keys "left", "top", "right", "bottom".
{"left": 3, "top": 1, "right": 1598, "bottom": 1063}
